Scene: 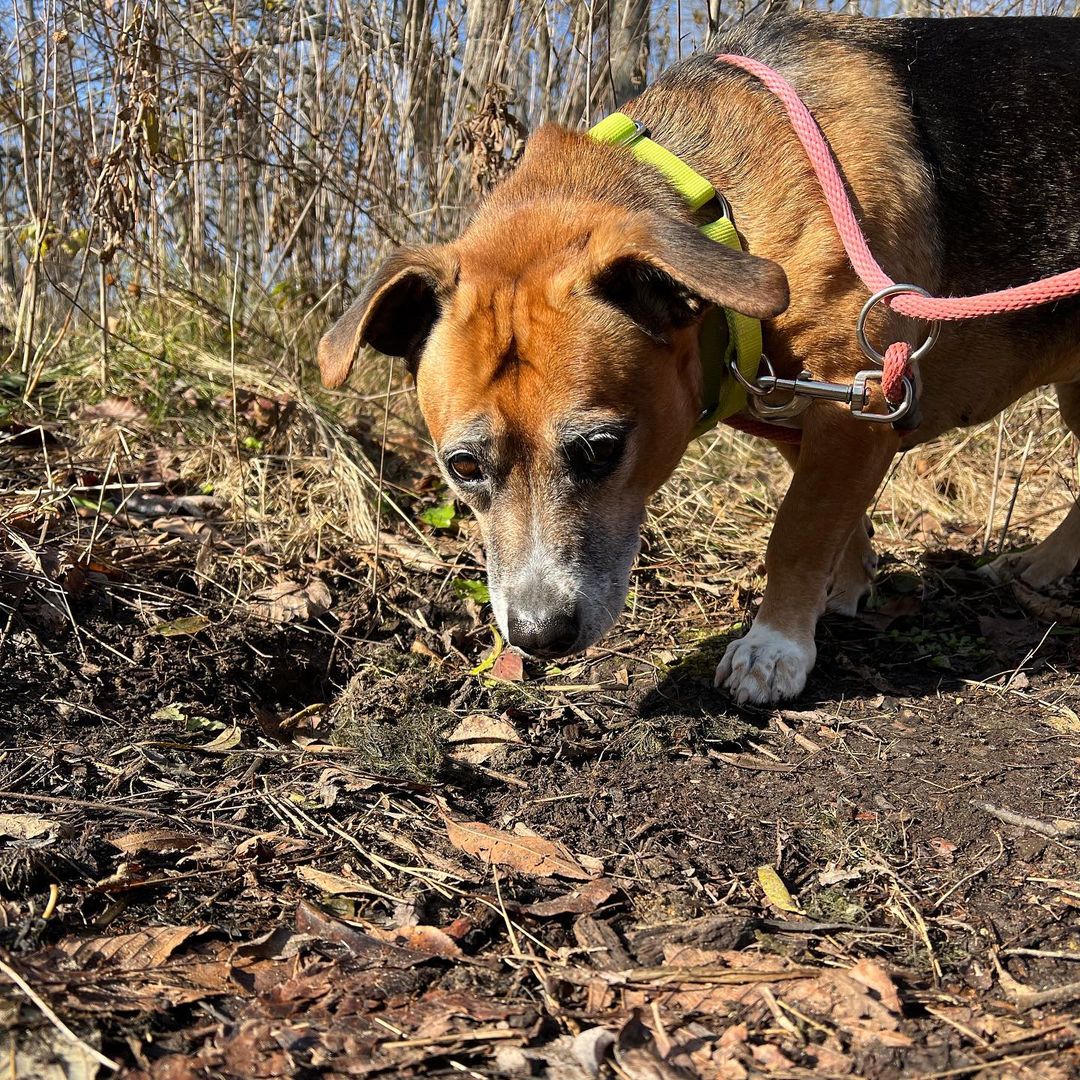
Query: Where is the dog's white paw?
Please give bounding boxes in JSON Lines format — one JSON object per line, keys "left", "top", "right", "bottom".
{"left": 715, "top": 622, "right": 816, "bottom": 705}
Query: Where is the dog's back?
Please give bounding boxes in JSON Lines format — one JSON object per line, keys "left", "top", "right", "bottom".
{"left": 658, "top": 15, "right": 1080, "bottom": 307}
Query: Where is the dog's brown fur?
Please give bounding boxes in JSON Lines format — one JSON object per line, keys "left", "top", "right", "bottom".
{"left": 320, "top": 14, "right": 1080, "bottom": 702}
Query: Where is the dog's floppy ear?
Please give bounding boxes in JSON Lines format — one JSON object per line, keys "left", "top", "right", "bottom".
{"left": 318, "top": 245, "right": 459, "bottom": 388}
{"left": 590, "top": 212, "right": 788, "bottom": 339}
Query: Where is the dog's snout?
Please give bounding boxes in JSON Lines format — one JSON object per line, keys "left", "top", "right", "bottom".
{"left": 506, "top": 602, "right": 580, "bottom": 659}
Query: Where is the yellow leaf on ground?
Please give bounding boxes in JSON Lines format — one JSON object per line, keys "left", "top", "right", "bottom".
{"left": 148, "top": 615, "right": 210, "bottom": 637}
{"left": 757, "top": 865, "right": 800, "bottom": 913}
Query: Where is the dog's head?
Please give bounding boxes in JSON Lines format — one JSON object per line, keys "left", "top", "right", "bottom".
{"left": 320, "top": 127, "right": 787, "bottom": 658}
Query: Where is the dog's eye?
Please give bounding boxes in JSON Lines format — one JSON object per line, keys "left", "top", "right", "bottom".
{"left": 447, "top": 451, "right": 484, "bottom": 484}
{"left": 564, "top": 432, "right": 624, "bottom": 480}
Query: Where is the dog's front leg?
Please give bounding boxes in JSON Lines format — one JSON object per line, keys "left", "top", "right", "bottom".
{"left": 716, "top": 406, "right": 898, "bottom": 704}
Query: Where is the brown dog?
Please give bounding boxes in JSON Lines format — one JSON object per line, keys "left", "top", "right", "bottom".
{"left": 319, "top": 13, "right": 1080, "bottom": 704}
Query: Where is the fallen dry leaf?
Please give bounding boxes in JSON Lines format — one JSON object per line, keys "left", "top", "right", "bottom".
{"left": 366, "top": 924, "right": 463, "bottom": 959}
{"left": 497, "top": 1033, "right": 606, "bottom": 1079}
{"left": 150, "top": 517, "right": 213, "bottom": 540}
{"left": 751, "top": 1042, "right": 795, "bottom": 1072}
{"left": 83, "top": 396, "right": 146, "bottom": 422}
{"left": 2, "top": 1024, "right": 104, "bottom": 1080}
{"left": 442, "top": 807, "right": 594, "bottom": 880}
{"left": 0, "top": 813, "right": 60, "bottom": 842}
{"left": 929, "top": 836, "right": 958, "bottom": 863}
{"left": 859, "top": 593, "right": 923, "bottom": 630}
{"left": 847, "top": 956, "right": 903, "bottom": 1014}
{"left": 627, "top": 947, "right": 909, "bottom": 1053}
{"left": 1043, "top": 704, "right": 1080, "bottom": 735}
{"left": 525, "top": 878, "right": 617, "bottom": 917}
{"left": 234, "top": 832, "right": 310, "bottom": 862}
{"left": 376, "top": 531, "right": 452, "bottom": 573}
{"left": 447, "top": 713, "right": 521, "bottom": 764}
{"left": 56, "top": 925, "right": 203, "bottom": 969}
{"left": 108, "top": 830, "right": 199, "bottom": 856}
{"left": 200, "top": 724, "right": 242, "bottom": 752}
{"left": 614, "top": 1011, "right": 694, "bottom": 1079}
{"left": 572, "top": 1027, "right": 616, "bottom": 1076}
{"left": 490, "top": 649, "right": 525, "bottom": 681}
{"left": 909, "top": 510, "right": 942, "bottom": 540}
{"left": 31, "top": 928, "right": 236, "bottom": 1012}
{"left": 294, "top": 900, "right": 445, "bottom": 967}
{"left": 249, "top": 579, "right": 332, "bottom": 623}
{"left": 296, "top": 865, "right": 384, "bottom": 899}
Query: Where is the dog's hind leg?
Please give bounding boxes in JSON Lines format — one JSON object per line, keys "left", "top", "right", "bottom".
{"left": 826, "top": 516, "right": 878, "bottom": 616}
{"left": 987, "top": 381, "right": 1080, "bottom": 589}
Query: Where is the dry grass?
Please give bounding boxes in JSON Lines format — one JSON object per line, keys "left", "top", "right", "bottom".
{"left": 1, "top": 0, "right": 1077, "bottom": 597}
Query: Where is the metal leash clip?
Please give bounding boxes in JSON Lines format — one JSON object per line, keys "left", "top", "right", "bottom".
{"left": 847, "top": 368, "right": 916, "bottom": 424}
{"left": 731, "top": 355, "right": 916, "bottom": 424}
{"left": 726, "top": 282, "right": 938, "bottom": 427}
{"left": 729, "top": 353, "right": 809, "bottom": 420}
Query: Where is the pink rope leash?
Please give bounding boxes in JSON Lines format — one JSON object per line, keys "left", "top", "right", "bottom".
{"left": 717, "top": 53, "right": 1080, "bottom": 323}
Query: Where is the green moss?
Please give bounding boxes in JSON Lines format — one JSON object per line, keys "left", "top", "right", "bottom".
{"left": 332, "top": 703, "right": 446, "bottom": 780}
{"left": 804, "top": 886, "right": 869, "bottom": 926}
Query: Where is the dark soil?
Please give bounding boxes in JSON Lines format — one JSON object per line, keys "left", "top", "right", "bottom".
{"left": 2, "top": 518, "right": 1079, "bottom": 1078}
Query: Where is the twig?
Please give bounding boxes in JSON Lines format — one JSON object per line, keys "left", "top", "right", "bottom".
{"left": 932, "top": 833, "right": 1005, "bottom": 911}
{"left": 0, "top": 958, "right": 122, "bottom": 1072}
{"left": 983, "top": 410, "right": 1007, "bottom": 554}
{"left": 1003, "top": 620, "right": 1058, "bottom": 692}
{"left": 710, "top": 752, "right": 796, "bottom": 774}
{"left": 993, "top": 950, "right": 1080, "bottom": 1010}
{"left": 1001, "top": 947, "right": 1080, "bottom": 962}
{"left": 973, "top": 800, "right": 1079, "bottom": 841}
{"left": 380, "top": 1028, "right": 523, "bottom": 1050}
{"left": 910, "top": 1047, "right": 1075, "bottom": 1080}
{"left": 997, "top": 430, "right": 1035, "bottom": 554}
{"left": 0, "top": 791, "right": 260, "bottom": 835}
{"left": 1008, "top": 979, "right": 1080, "bottom": 1009}
{"left": 761, "top": 918, "right": 895, "bottom": 935}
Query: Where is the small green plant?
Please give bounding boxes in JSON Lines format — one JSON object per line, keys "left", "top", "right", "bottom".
{"left": 419, "top": 501, "right": 459, "bottom": 530}
{"left": 883, "top": 626, "right": 991, "bottom": 670}
{"left": 452, "top": 577, "right": 490, "bottom": 603}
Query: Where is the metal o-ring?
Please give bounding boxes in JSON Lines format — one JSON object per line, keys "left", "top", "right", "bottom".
{"left": 728, "top": 351, "right": 776, "bottom": 396}
{"left": 856, "top": 284, "right": 941, "bottom": 366}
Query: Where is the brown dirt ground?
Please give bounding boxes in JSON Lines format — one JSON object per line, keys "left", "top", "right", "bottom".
{"left": 3, "top": 425, "right": 1080, "bottom": 1079}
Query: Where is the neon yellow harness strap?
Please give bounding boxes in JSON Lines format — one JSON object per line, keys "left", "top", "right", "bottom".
{"left": 698, "top": 217, "right": 762, "bottom": 433}
{"left": 589, "top": 113, "right": 716, "bottom": 210}
{"left": 588, "top": 112, "right": 761, "bottom": 435}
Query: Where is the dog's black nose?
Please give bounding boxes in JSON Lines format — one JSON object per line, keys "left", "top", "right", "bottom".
{"left": 506, "top": 607, "right": 580, "bottom": 659}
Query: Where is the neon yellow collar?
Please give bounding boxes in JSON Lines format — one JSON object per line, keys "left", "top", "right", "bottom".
{"left": 587, "top": 112, "right": 761, "bottom": 437}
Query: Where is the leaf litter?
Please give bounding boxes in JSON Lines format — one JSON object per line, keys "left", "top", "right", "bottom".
{"left": 4, "top": 415, "right": 1080, "bottom": 1078}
